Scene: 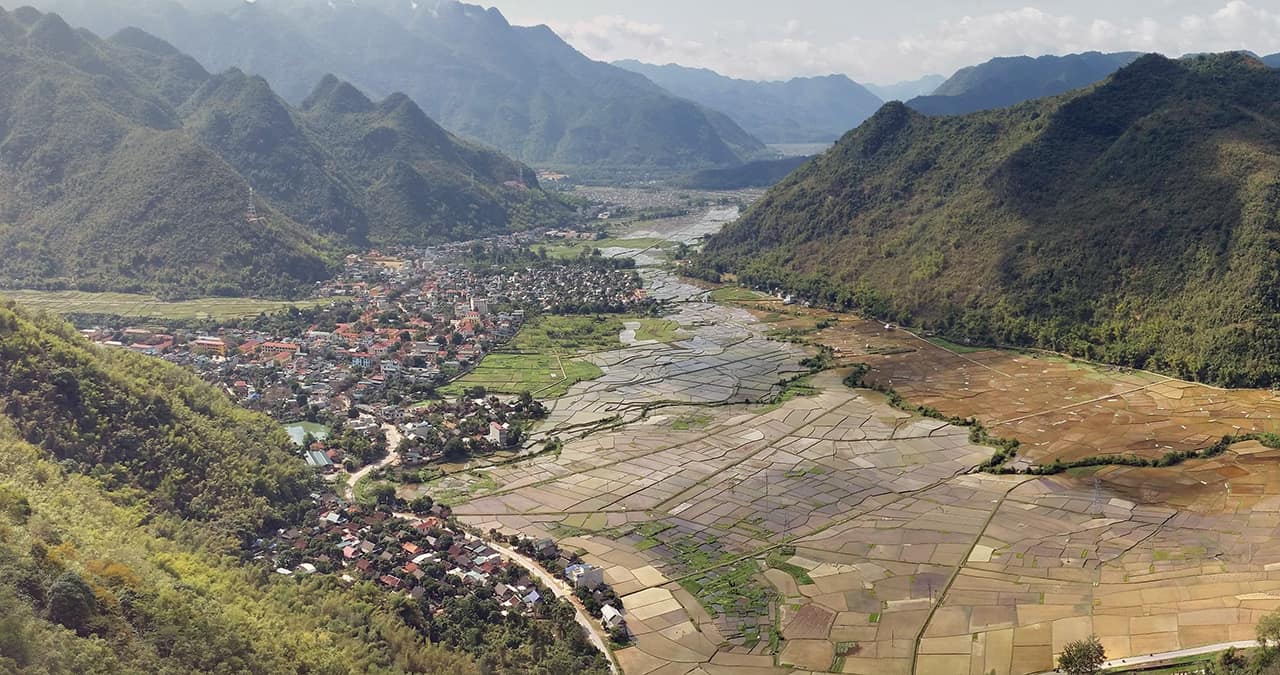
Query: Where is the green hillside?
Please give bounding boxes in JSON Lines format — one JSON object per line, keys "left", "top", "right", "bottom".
{"left": 34, "top": 0, "right": 768, "bottom": 171}
{"left": 0, "top": 9, "right": 336, "bottom": 298}
{"left": 0, "top": 300, "right": 481, "bottom": 673}
{"left": 0, "top": 8, "right": 573, "bottom": 296}
{"left": 701, "top": 53, "right": 1280, "bottom": 387}
{"left": 0, "top": 300, "right": 613, "bottom": 673}
{"left": 907, "top": 52, "right": 1141, "bottom": 115}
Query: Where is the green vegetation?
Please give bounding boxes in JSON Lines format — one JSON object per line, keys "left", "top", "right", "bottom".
{"left": 441, "top": 315, "right": 626, "bottom": 398}
{"left": 1057, "top": 634, "right": 1105, "bottom": 674}
{"left": 908, "top": 52, "right": 1140, "bottom": 115}
{"left": 51, "top": 2, "right": 766, "bottom": 171}
{"left": 766, "top": 548, "right": 815, "bottom": 585}
{"left": 701, "top": 53, "right": 1280, "bottom": 387}
{"left": 0, "top": 10, "right": 573, "bottom": 298}
{"left": 440, "top": 352, "right": 602, "bottom": 400}
{"left": 541, "top": 238, "right": 668, "bottom": 261}
{"left": 633, "top": 318, "right": 681, "bottom": 343}
{"left": 682, "top": 156, "right": 814, "bottom": 190}
{"left": 1, "top": 290, "right": 329, "bottom": 321}
{"left": 0, "top": 301, "right": 488, "bottom": 672}
{"left": 0, "top": 300, "right": 313, "bottom": 548}
{"left": 671, "top": 413, "right": 713, "bottom": 431}
{"left": 709, "top": 287, "right": 772, "bottom": 303}
{"left": 925, "top": 336, "right": 988, "bottom": 354}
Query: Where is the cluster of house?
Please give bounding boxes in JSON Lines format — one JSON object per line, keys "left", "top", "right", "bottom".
{"left": 266, "top": 500, "right": 552, "bottom": 613}
{"left": 81, "top": 239, "right": 649, "bottom": 472}
{"left": 397, "top": 393, "right": 547, "bottom": 464}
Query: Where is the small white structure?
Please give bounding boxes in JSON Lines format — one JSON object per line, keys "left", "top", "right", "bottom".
{"left": 601, "top": 604, "right": 624, "bottom": 630}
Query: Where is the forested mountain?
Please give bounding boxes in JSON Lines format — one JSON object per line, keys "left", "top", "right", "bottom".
{"left": 700, "top": 53, "right": 1280, "bottom": 387}
{"left": 34, "top": 0, "right": 768, "bottom": 170}
{"left": 906, "top": 51, "right": 1141, "bottom": 115}
{"left": 0, "top": 8, "right": 571, "bottom": 297}
{"left": 0, "top": 300, "right": 482, "bottom": 673}
{"left": 682, "top": 156, "right": 813, "bottom": 190}
{"left": 0, "top": 300, "right": 611, "bottom": 673}
{"left": 614, "top": 60, "right": 883, "bottom": 143}
{"left": 864, "top": 75, "right": 945, "bottom": 102}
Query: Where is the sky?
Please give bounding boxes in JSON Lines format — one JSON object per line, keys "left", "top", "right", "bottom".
{"left": 486, "top": 0, "right": 1280, "bottom": 84}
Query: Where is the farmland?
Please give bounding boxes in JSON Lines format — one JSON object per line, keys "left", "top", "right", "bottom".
{"left": 433, "top": 200, "right": 1280, "bottom": 675}
{"left": 1, "top": 289, "right": 328, "bottom": 321}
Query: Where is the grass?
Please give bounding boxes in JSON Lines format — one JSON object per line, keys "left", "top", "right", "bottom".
{"left": 441, "top": 314, "right": 623, "bottom": 398}
{"left": 671, "top": 412, "right": 713, "bottom": 431}
{"left": 632, "top": 318, "right": 681, "bottom": 343}
{"left": 709, "top": 287, "right": 771, "bottom": 303}
{"left": 924, "top": 336, "right": 989, "bottom": 354}
{"left": 766, "top": 550, "right": 815, "bottom": 585}
{"left": 425, "top": 472, "right": 500, "bottom": 507}
{"left": 3, "top": 289, "right": 328, "bottom": 321}
{"left": 539, "top": 237, "right": 669, "bottom": 260}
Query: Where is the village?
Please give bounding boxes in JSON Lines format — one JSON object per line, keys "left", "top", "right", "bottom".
{"left": 257, "top": 493, "right": 629, "bottom": 647}
{"left": 80, "top": 235, "right": 652, "bottom": 466}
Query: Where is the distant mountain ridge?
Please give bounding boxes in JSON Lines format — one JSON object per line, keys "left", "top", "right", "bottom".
{"left": 34, "top": 0, "right": 768, "bottom": 171}
{"left": 701, "top": 53, "right": 1280, "bottom": 387}
{"left": 907, "top": 51, "right": 1142, "bottom": 115}
{"left": 614, "top": 60, "right": 883, "bottom": 143}
{"left": 0, "top": 7, "right": 571, "bottom": 297}
{"left": 864, "top": 75, "right": 945, "bottom": 102}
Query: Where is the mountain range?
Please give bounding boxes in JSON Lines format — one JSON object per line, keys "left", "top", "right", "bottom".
{"left": 34, "top": 0, "right": 767, "bottom": 171}
{"left": 0, "top": 7, "right": 570, "bottom": 298}
{"left": 614, "top": 60, "right": 884, "bottom": 144}
{"left": 700, "top": 53, "right": 1280, "bottom": 387}
{"left": 906, "top": 51, "right": 1142, "bottom": 116}
{"left": 864, "top": 75, "right": 946, "bottom": 102}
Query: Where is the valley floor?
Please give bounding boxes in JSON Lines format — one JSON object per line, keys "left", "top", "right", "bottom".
{"left": 444, "top": 204, "right": 1280, "bottom": 675}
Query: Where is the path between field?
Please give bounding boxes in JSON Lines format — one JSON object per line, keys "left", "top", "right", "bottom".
{"left": 1028, "top": 640, "right": 1258, "bottom": 674}
{"left": 910, "top": 478, "right": 1027, "bottom": 675}
{"left": 988, "top": 378, "right": 1174, "bottom": 428}
{"left": 343, "top": 423, "right": 402, "bottom": 502}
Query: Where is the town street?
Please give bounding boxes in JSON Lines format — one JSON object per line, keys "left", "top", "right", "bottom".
{"left": 343, "top": 423, "right": 403, "bottom": 501}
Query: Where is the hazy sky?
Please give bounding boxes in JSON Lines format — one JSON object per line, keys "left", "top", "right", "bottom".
{"left": 487, "top": 0, "right": 1280, "bottom": 83}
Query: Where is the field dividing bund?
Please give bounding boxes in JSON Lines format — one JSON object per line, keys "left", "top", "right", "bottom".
{"left": 2, "top": 289, "right": 328, "bottom": 321}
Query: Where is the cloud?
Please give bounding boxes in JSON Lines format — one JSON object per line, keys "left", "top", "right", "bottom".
{"left": 517, "top": 2, "right": 1280, "bottom": 83}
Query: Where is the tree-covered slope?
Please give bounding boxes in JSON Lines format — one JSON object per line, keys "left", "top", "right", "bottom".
{"left": 0, "top": 8, "right": 336, "bottom": 298}
{"left": 35, "top": 0, "right": 768, "bottom": 170}
{"left": 907, "top": 51, "right": 1142, "bottom": 115}
{"left": 0, "top": 300, "right": 481, "bottom": 673}
{"left": 0, "top": 8, "right": 574, "bottom": 295}
{"left": 615, "top": 60, "right": 884, "bottom": 143}
{"left": 701, "top": 54, "right": 1280, "bottom": 387}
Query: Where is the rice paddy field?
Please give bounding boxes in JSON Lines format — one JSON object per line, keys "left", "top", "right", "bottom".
{"left": 2, "top": 289, "right": 328, "bottom": 321}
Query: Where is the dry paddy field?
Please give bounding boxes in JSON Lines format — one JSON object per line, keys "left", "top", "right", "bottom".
{"left": 451, "top": 220, "right": 1280, "bottom": 674}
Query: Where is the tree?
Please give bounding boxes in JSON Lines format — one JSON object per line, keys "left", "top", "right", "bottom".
{"left": 48, "top": 572, "right": 96, "bottom": 634}
{"left": 443, "top": 437, "right": 467, "bottom": 461}
{"left": 410, "top": 495, "right": 434, "bottom": 514}
{"left": 1058, "top": 635, "right": 1105, "bottom": 675}
{"left": 1258, "top": 609, "right": 1280, "bottom": 648}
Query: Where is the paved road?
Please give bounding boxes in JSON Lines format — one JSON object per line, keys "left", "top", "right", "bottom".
{"left": 485, "top": 539, "right": 618, "bottom": 674}
{"left": 1031, "top": 640, "right": 1258, "bottom": 673}
{"left": 343, "top": 423, "right": 402, "bottom": 502}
